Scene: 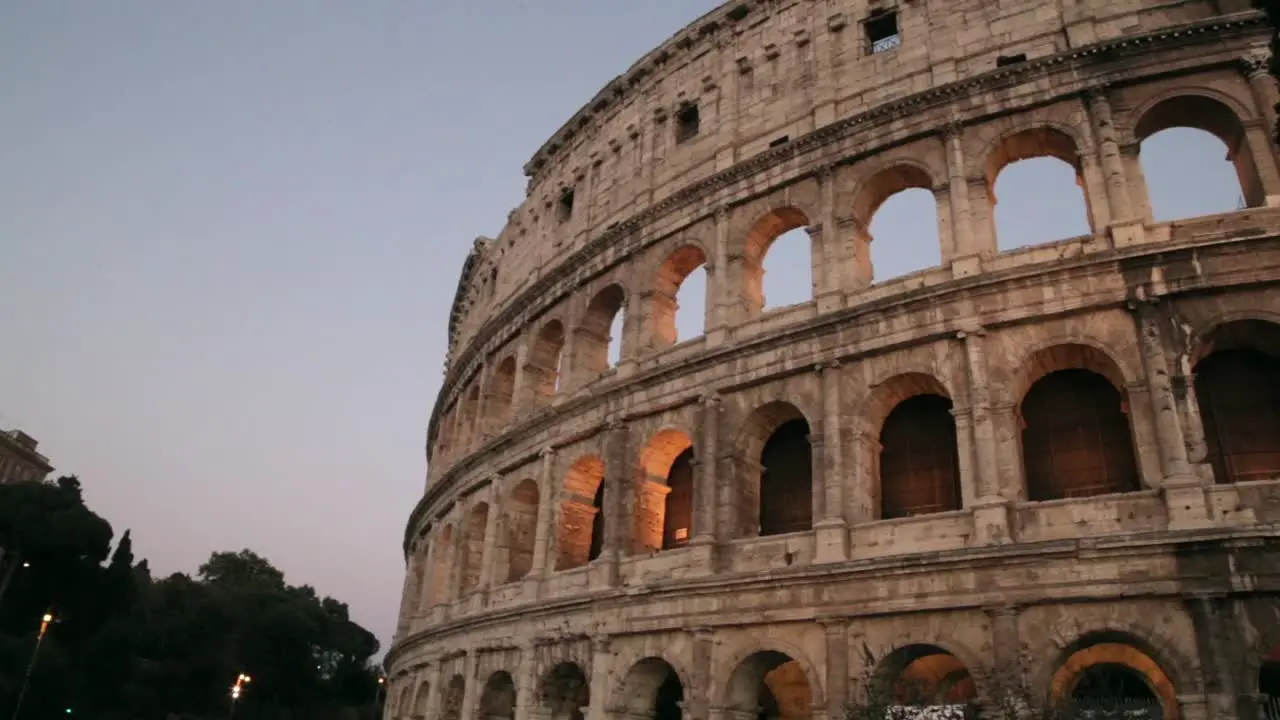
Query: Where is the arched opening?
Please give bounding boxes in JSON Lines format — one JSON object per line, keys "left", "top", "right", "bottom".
{"left": 459, "top": 384, "right": 482, "bottom": 450}
{"left": 1136, "top": 95, "right": 1259, "bottom": 218}
{"left": 539, "top": 662, "right": 590, "bottom": 720}
{"left": 436, "top": 403, "right": 458, "bottom": 460}
{"left": 579, "top": 284, "right": 626, "bottom": 378}
{"left": 742, "top": 401, "right": 813, "bottom": 537}
{"left": 505, "top": 479, "right": 540, "bottom": 582}
{"left": 479, "top": 671, "right": 517, "bottom": 720}
{"left": 527, "top": 320, "right": 566, "bottom": 409}
{"left": 879, "top": 393, "right": 962, "bottom": 519}
{"left": 1017, "top": 345, "right": 1139, "bottom": 501}
{"left": 853, "top": 163, "right": 943, "bottom": 282}
{"left": 442, "top": 674, "right": 466, "bottom": 720}
{"left": 615, "top": 657, "right": 685, "bottom": 720}
{"left": 869, "top": 644, "right": 977, "bottom": 712}
{"left": 987, "top": 127, "right": 1092, "bottom": 250}
{"left": 654, "top": 245, "right": 709, "bottom": 347}
{"left": 743, "top": 207, "right": 813, "bottom": 316}
{"left": 459, "top": 502, "right": 489, "bottom": 595}
{"left": 1260, "top": 644, "right": 1280, "bottom": 705}
{"left": 1049, "top": 634, "right": 1178, "bottom": 720}
{"left": 636, "top": 429, "right": 696, "bottom": 553}
{"left": 429, "top": 525, "right": 454, "bottom": 607}
{"left": 411, "top": 680, "right": 429, "bottom": 720}
{"left": 486, "top": 356, "right": 518, "bottom": 433}
{"left": 556, "top": 455, "right": 605, "bottom": 571}
{"left": 1193, "top": 319, "right": 1280, "bottom": 484}
{"left": 724, "top": 650, "right": 813, "bottom": 720}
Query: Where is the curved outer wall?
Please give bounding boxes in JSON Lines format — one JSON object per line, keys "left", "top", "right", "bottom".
{"left": 392, "top": 1, "right": 1280, "bottom": 720}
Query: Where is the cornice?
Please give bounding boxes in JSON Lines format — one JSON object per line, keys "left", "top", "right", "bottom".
{"left": 426, "top": 13, "right": 1267, "bottom": 451}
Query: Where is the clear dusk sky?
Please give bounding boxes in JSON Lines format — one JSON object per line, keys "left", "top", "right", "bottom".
{"left": 0, "top": 2, "right": 1240, "bottom": 655}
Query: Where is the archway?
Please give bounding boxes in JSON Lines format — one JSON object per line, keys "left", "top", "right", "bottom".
{"left": 743, "top": 207, "right": 813, "bottom": 316}
{"left": 505, "top": 479, "right": 540, "bottom": 582}
{"left": 636, "top": 429, "right": 696, "bottom": 553}
{"left": 486, "top": 356, "right": 518, "bottom": 433}
{"left": 410, "top": 679, "right": 429, "bottom": 720}
{"left": 1260, "top": 644, "right": 1280, "bottom": 707}
{"left": 615, "top": 657, "right": 685, "bottom": 720}
{"left": 1135, "top": 94, "right": 1259, "bottom": 217}
{"left": 1048, "top": 634, "right": 1178, "bottom": 720}
{"left": 528, "top": 320, "right": 566, "bottom": 408}
{"left": 556, "top": 455, "right": 606, "bottom": 571}
{"left": 459, "top": 384, "right": 482, "bottom": 450}
{"left": 459, "top": 502, "right": 489, "bottom": 595}
{"left": 441, "top": 674, "right": 465, "bottom": 720}
{"left": 654, "top": 245, "right": 709, "bottom": 347}
{"left": 428, "top": 525, "right": 454, "bottom": 607}
{"left": 986, "top": 126, "right": 1093, "bottom": 250}
{"left": 1017, "top": 344, "right": 1139, "bottom": 501}
{"left": 875, "top": 378, "right": 962, "bottom": 519}
{"left": 741, "top": 402, "right": 813, "bottom": 537}
{"left": 579, "top": 284, "right": 626, "bottom": 378}
{"left": 869, "top": 644, "right": 977, "bottom": 713}
{"left": 852, "top": 163, "right": 943, "bottom": 282}
{"left": 1193, "top": 319, "right": 1280, "bottom": 484}
{"left": 540, "top": 662, "right": 590, "bottom": 720}
{"left": 479, "top": 671, "right": 517, "bottom": 720}
{"left": 724, "top": 650, "right": 814, "bottom": 720}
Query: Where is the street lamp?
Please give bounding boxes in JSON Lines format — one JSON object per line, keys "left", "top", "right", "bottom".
{"left": 228, "top": 673, "right": 252, "bottom": 718}
{"left": 9, "top": 611, "right": 55, "bottom": 720}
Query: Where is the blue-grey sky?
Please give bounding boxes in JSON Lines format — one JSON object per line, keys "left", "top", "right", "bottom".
{"left": 0, "top": 2, "right": 1241, "bottom": 654}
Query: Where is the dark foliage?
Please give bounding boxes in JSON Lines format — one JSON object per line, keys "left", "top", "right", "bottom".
{"left": 0, "top": 476, "right": 385, "bottom": 719}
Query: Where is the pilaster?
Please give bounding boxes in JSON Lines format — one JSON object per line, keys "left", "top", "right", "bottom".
{"left": 960, "top": 327, "right": 1013, "bottom": 544}
{"left": 530, "top": 447, "right": 557, "bottom": 594}
{"left": 815, "top": 362, "right": 849, "bottom": 563}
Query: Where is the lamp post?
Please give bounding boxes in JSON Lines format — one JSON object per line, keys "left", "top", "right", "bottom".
{"left": 9, "top": 611, "right": 54, "bottom": 720}
{"left": 228, "top": 673, "right": 252, "bottom": 719}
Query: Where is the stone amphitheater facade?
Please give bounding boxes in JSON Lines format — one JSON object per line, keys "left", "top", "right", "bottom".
{"left": 384, "top": 1, "right": 1280, "bottom": 719}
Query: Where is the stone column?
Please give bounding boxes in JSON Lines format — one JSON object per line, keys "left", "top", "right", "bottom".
{"left": 425, "top": 662, "right": 445, "bottom": 720}
{"left": 1185, "top": 594, "right": 1245, "bottom": 720}
{"left": 942, "top": 122, "right": 988, "bottom": 271}
{"left": 479, "top": 477, "right": 502, "bottom": 595}
{"left": 396, "top": 548, "right": 420, "bottom": 637}
{"left": 815, "top": 362, "right": 849, "bottom": 563}
{"left": 960, "top": 328, "right": 1013, "bottom": 545}
{"left": 691, "top": 393, "right": 721, "bottom": 574}
{"left": 707, "top": 206, "right": 732, "bottom": 344}
{"left": 598, "top": 420, "right": 630, "bottom": 587}
{"left": 447, "top": 516, "right": 467, "bottom": 605}
{"left": 587, "top": 636, "right": 613, "bottom": 720}
{"left": 458, "top": 652, "right": 479, "bottom": 720}
{"left": 1131, "top": 301, "right": 1212, "bottom": 529}
{"left": 418, "top": 536, "right": 439, "bottom": 616}
{"left": 822, "top": 620, "right": 850, "bottom": 718}
{"left": 847, "top": 420, "right": 880, "bottom": 525}
{"left": 1241, "top": 121, "right": 1280, "bottom": 207}
{"left": 689, "top": 627, "right": 715, "bottom": 720}
{"left": 515, "top": 642, "right": 538, "bottom": 720}
{"left": 813, "top": 165, "right": 845, "bottom": 311}
{"left": 1085, "top": 86, "right": 1144, "bottom": 244}
{"left": 983, "top": 605, "right": 1024, "bottom": 707}
{"left": 530, "top": 447, "right": 557, "bottom": 589}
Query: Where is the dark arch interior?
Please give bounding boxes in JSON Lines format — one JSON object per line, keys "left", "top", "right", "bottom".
{"left": 879, "top": 394, "right": 962, "bottom": 518}
{"left": 588, "top": 483, "right": 605, "bottom": 562}
{"left": 480, "top": 671, "right": 517, "bottom": 719}
{"left": 655, "top": 670, "right": 684, "bottom": 720}
{"left": 663, "top": 447, "right": 695, "bottom": 550}
{"left": 542, "top": 662, "right": 590, "bottom": 720}
{"left": 1261, "top": 652, "right": 1280, "bottom": 697}
{"left": 1021, "top": 369, "right": 1140, "bottom": 501}
{"left": 1070, "top": 663, "right": 1158, "bottom": 703}
{"left": 874, "top": 644, "right": 976, "bottom": 708}
{"left": 759, "top": 418, "right": 813, "bottom": 536}
{"left": 1195, "top": 348, "right": 1280, "bottom": 484}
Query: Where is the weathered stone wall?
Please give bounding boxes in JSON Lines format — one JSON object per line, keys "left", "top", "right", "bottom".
{"left": 392, "top": 2, "right": 1280, "bottom": 720}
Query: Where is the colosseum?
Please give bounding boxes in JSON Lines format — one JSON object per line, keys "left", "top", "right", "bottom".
{"left": 384, "top": 0, "right": 1280, "bottom": 718}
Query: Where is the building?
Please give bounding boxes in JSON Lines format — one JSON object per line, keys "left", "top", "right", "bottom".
{"left": 0, "top": 428, "right": 53, "bottom": 485}
{"left": 385, "top": 1, "right": 1280, "bottom": 719}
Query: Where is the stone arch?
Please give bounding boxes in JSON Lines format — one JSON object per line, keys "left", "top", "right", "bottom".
{"left": 556, "top": 454, "right": 606, "bottom": 571}
{"left": 1043, "top": 631, "right": 1183, "bottom": 720}
{"left": 613, "top": 656, "right": 688, "bottom": 720}
{"left": 1014, "top": 343, "right": 1141, "bottom": 501}
{"left": 720, "top": 645, "right": 822, "bottom": 720}
{"left": 539, "top": 661, "right": 590, "bottom": 720}
{"left": 442, "top": 674, "right": 465, "bottom": 720}
{"left": 479, "top": 670, "right": 517, "bottom": 720}
{"left": 741, "top": 206, "right": 813, "bottom": 317}
{"left": 458, "top": 383, "right": 482, "bottom": 451}
{"left": 1006, "top": 336, "right": 1140, "bottom": 404}
{"left": 1133, "top": 91, "right": 1264, "bottom": 212}
{"left": 861, "top": 373, "right": 962, "bottom": 519}
{"left": 505, "top": 478, "right": 540, "bottom": 582}
{"left": 635, "top": 427, "right": 696, "bottom": 553}
{"left": 738, "top": 401, "right": 814, "bottom": 537}
{"left": 578, "top": 284, "right": 627, "bottom": 379}
{"left": 485, "top": 355, "right": 518, "bottom": 433}
{"left": 1191, "top": 318, "right": 1280, "bottom": 484}
{"left": 983, "top": 123, "right": 1096, "bottom": 248}
{"left": 653, "top": 244, "right": 710, "bottom": 347}
{"left": 429, "top": 524, "right": 454, "bottom": 606}
{"left": 869, "top": 644, "right": 980, "bottom": 708}
{"left": 411, "top": 678, "right": 430, "bottom": 719}
{"left": 850, "top": 160, "right": 944, "bottom": 281}
{"left": 437, "top": 402, "right": 458, "bottom": 460}
{"left": 527, "top": 319, "right": 567, "bottom": 409}
{"left": 459, "top": 501, "right": 489, "bottom": 595}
